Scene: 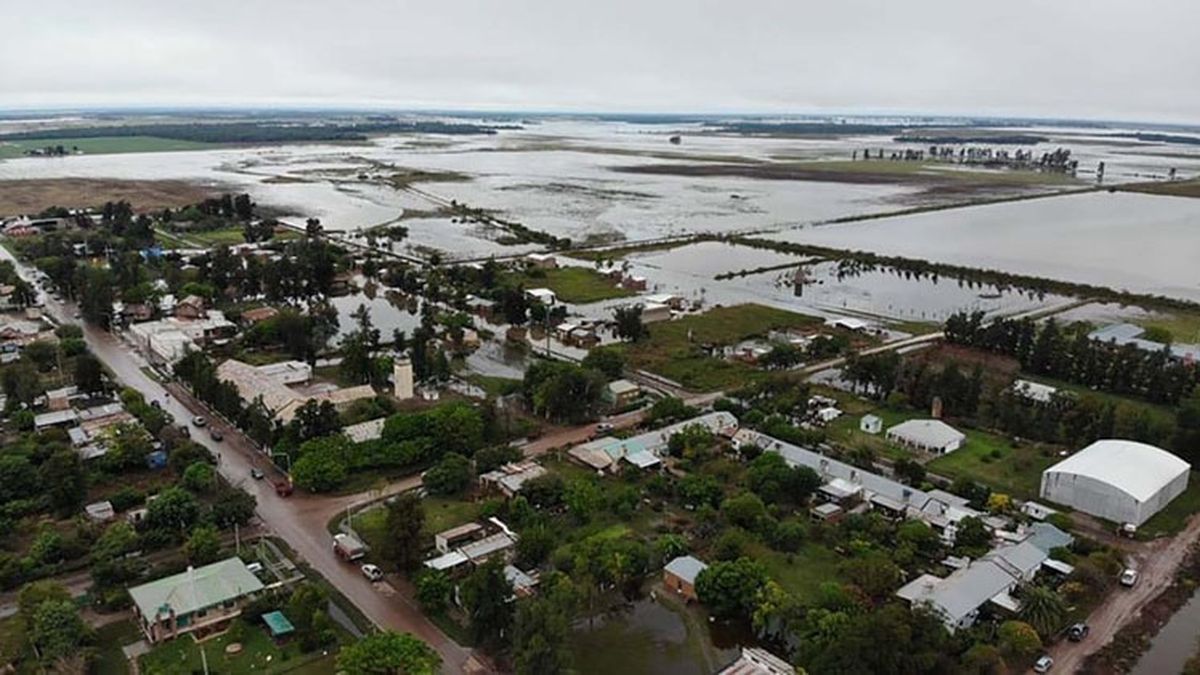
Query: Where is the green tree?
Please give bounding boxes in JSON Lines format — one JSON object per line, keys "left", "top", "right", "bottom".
{"left": 513, "top": 574, "right": 575, "bottom": 675}
{"left": 954, "top": 516, "right": 991, "bottom": 556}
{"left": 1019, "top": 585, "right": 1068, "bottom": 637}
{"left": 291, "top": 436, "right": 349, "bottom": 492}
{"left": 840, "top": 553, "right": 904, "bottom": 600}
{"left": 381, "top": 493, "right": 426, "bottom": 572}
{"left": 581, "top": 346, "right": 625, "bottom": 380}
{"left": 30, "top": 599, "right": 88, "bottom": 662}
{"left": 613, "top": 305, "right": 646, "bottom": 341}
{"left": 721, "top": 492, "right": 768, "bottom": 530}
{"left": 998, "top": 619, "right": 1042, "bottom": 657}
{"left": 182, "top": 461, "right": 216, "bottom": 493}
{"left": 423, "top": 453, "right": 472, "bottom": 496}
{"left": 337, "top": 631, "right": 441, "bottom": 675}
{"left": 695, "top": 557, "right": 769, "bottom": 620}
{"left": 144, "top": 487, "right": 201, "bottom": 534}
{"left": 40, "top": 450, "right": 86, "bottom": 516}
{"left": 72, "top": 354, "right": 104, "bottom": 394}
{"left": 184, "top": 525, "right": 222, "bottom": 565}
{"left": 461, "top": 559, "right": 514, "bottom": 650}
{"left": 414, "top": 569, "right": 452, "bottom": 613}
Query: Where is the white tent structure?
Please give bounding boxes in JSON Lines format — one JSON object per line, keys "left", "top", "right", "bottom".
{"left": 1040, "top": 440, "right": 1190, "bottom": 526}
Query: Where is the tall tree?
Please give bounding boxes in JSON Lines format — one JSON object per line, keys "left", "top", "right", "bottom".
{"left": 461, "top": 559, "right": 514, "bottom": 650}
{"left": 381, "top": 493, "right": 426, "bottom": 572}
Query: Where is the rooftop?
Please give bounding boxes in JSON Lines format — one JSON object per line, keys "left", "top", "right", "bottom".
{"left": 129, "top": 558, "right": 264, "bottom": 621}
{"left": 887, "top": 419, "right": 966, "bottom": 448}
{"left": 664, "top": 555, "right": 708, "bottom": 585}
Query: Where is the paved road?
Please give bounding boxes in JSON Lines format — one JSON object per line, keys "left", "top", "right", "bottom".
{"left": 1045, "top": 513, "right": 1200, "bottom": 674}
{"left": 0, "top": 254, "right": 479, "bottom": 672}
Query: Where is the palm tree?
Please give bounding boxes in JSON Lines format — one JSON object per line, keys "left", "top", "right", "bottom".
{"left": 1020, "top": 584, "right": 1068, "bottom": 637}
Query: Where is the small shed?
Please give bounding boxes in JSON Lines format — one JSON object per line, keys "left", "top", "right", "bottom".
{"left": 860, "top": 414, "right": 882, "bottom": 435}
{"left": 663, "top": 555, "right": 708, "bottom": 602}
{"left": 85, "top": 500, "right": 115, "bottom": 522}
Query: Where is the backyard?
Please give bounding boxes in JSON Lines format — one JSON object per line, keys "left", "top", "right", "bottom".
{"left": 137, "top": 618, "right": 340, "bottom": 675}
{"left": 927, "top": 433, "right": 1058, "bottom": 499}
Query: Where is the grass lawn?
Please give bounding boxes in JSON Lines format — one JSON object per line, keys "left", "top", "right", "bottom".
{"left": 138, "top": 619, "right": 338, "bottom": 675}
{"left": 825, "top": 406, "right": 916, "bottom": 461}
{"left": 1119, "top": 179, "right": 1200, "bottom": 199}
{"left": 93, "top": 620, "right": 141, "bottom": 675}
{"left": 624, "top": 303, "right": 822, "bottom": 391}
{"left": 1135, "top": 310, "right": 1200, "bottom": 345}
{"left": 1140, "top": 474, "right": 1200, "bottom": 538}
{"left": 352, "top": 496, "right": 482, "bottom": 553}
{"left": 464, "top": 374, "right": 523, "bottom": 397}
{"left": 517, "top": 266, "right": 634, "bottom": 304}
{"left": 928, "top": 433, "right": 1058, "bottom": 499}
{"left": 177, "top": 227, "right": 300, "bottom": 248}
{"left": 0, "top": 136, "right": 216, "bottom": 159}
{"left": 748, "top": 541, "right": 843, "bottom": 604}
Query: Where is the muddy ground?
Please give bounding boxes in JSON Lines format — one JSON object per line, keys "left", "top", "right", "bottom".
{"left": 0, "top": 178, "right": 220, "bottom": 216}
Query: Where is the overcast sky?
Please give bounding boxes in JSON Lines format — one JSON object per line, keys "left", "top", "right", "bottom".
{"left": 2, "top": 0, "right": 1198, "bottom": 123}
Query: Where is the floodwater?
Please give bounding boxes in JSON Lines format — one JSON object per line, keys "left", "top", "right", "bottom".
{"left": 330, "top": 288, "right": 422, "bottom": 344}
{"left": 1130, "top": 588, "right": 1200, "bottom": 675}
{"left": 570, "top": 596, "right": 741, "bottom": 675}
{"left": 570, "top": 240, "right": 1064, "bottom": 324}
{"left": 772, "top": 190, "right": 1200, "bottom": 302}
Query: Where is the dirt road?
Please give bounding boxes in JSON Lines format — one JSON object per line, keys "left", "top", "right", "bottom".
{"left": 1046, "top": 514, "right": 1200, "bottom": 674}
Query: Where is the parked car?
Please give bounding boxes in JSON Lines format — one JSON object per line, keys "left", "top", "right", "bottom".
{"left": 361, "top": 564, "right": 384, "bottom": 582}
{"left": 1068, "top": 623, "right": 1089, "bottom": 641}
{"left": 210, "top": 428, "right": 223, "bottom": 442}
{"left": 1034, "top": 655, "right": 1054, "bottom": 673}
{"left": 192, "top": 416, "right": 207, "bottom": 427}
{"left": 1120, "top": 568, "right": 1139, "bottom": 587}
{"left": 275, "top": 481, "right": 294, "bottom": 497}
{"left": 250, "top": 467, "right": 265, "bottom": 480}
{"left": 595, "top": 422, "right": 615, "bottom": 434}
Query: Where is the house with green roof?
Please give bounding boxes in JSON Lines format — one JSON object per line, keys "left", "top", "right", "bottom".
{"left": 128, "top": 557, "right": 265, "bottom": 643}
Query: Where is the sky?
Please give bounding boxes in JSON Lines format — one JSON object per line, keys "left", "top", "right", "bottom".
{"left": 2, "top": 0, "right": 1199, "bottom": 123}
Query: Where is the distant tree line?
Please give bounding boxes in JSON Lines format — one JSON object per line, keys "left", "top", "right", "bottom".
{"left": 944, "top": 311, "right": 1197, "bottom": 405}
{"left": 0, "top": 120, "right": 518, "bottom": 145}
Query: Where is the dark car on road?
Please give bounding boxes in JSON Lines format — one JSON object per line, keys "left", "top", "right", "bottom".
{"left": 210, "top": 428, "right": 223, "bottom": 442}
{"left": 1068, "top": 623, "right": 1089, "bottom": 642}
{"left": 250, "top": 467, "right": 265, "bottom": 480}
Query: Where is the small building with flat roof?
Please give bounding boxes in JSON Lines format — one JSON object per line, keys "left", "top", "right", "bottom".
{"left": 664, "top": 555, "right": 708, "bottom": 602}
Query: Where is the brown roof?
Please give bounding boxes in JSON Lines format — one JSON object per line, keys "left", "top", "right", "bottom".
{"left": 240, "top": 306, "right": 279, "bottom": 323}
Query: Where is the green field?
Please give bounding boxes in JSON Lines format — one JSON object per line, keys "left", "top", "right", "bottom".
{"left": 138, "top": 618, "right": 338, "bottom": 674}
{"left": 156, "top": 226, "right": 300, "bottom": 249}
{"left": 624, "top": 303, "right": 822, "bottom": 391}
{"left": 0, "top": 136, "right": 216, "bottom": 159}
{"left": 927, "top": 433, "right": 1058, "bottom": 499}
{"left": 748, "top": 541, "right": 844, "bottom": 603}
{"left": 517, "top": 266, "right": 635, "bottom": 304}
{"left": 353, "top": 496, "right": 482, "bottom": 554}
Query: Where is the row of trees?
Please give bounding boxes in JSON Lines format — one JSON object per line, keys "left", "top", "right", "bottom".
{"left": 945, "top": 311, "right": 1197, "bottom": 404}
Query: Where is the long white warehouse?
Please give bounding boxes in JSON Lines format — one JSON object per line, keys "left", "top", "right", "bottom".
{"left": 1040, "top": 440, "right": 1190, "bottom": 526}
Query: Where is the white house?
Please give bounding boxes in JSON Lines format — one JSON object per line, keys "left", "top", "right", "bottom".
{"left": 860, "top": 414, "right": 883, "bottom": 434}
{"left": 886, "top": 419, "right": 966, "bottom": 455}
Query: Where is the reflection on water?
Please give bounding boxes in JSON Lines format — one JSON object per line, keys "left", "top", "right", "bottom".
{"left": 571, "top": 596, "right": 742, "bottom": 675}
{"left": 605, "top": 241, "right": 1062, "bottom": 324}
{"left": 1130, "top": 589, "right": 1200, "bottom": 675}
{"left": 330, "top": 289, "right": 422, "bottom": 344}
{"left": 774, "top": 191, "right": 1200, "bottom": 302}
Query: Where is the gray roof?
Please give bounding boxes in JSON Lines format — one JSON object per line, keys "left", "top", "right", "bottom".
{"left": 745, "top": 430, "right": 932, "bottom": 512}
{"left": 986, "top": 540, "right": 1048, "bottom": 579}
{"left": 1026, "top": 522, "right": 1074, "bottom": 554}
{"left": 1089, "top": 323, "right": 1200, "bottom": 361}
{"left": 129, "top": 558, "right": 263, "bottom": 621}
{"left": 887, "top": 419, "right": 966, "bottom": 448}
{"left": 906, "top": 560, "right": 1018, "bottom": 625}
{"left": 664, "top": 555, "right": 708, "bottom": 585}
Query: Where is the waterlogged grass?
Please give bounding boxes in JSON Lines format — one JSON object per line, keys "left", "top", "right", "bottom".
{"left": 0, "top": 136, "right": 215, "bottom": 158}
{"left": 624, "top": 303, "right": 822, "bottom": 391}
{"left": 517, "top": 266, "right": 635, "bottom": 304}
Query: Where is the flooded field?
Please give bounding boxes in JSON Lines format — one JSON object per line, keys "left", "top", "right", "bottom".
{"left": 578, "top": 240, "right": 1064, "bottom": 324}
{"left": 1131, "top": 589, "right": 1200, "bottom": 675}
{"left": 570, "top": 596, "right": 741, "bottom": 675}
{"left": 771, "top": 190, "right": 1200, "bottom": 302}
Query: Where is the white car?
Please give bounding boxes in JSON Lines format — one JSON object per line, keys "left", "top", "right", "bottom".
{"left": 1120, "top": 568, "right": 1139, "bottom": 587}
{"left": 361, "top": 564, "right": 384, "bottom": 582}
{"left": 1034, "top": 655, "right": 1054, "bottom": 673}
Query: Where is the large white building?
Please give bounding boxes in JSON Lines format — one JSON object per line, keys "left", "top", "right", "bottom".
{"left": 1041, "top": 440, "right": 1190, "bottom": 526}
{"left": 886, "top": 419, "right": 966, "bottom": 455}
